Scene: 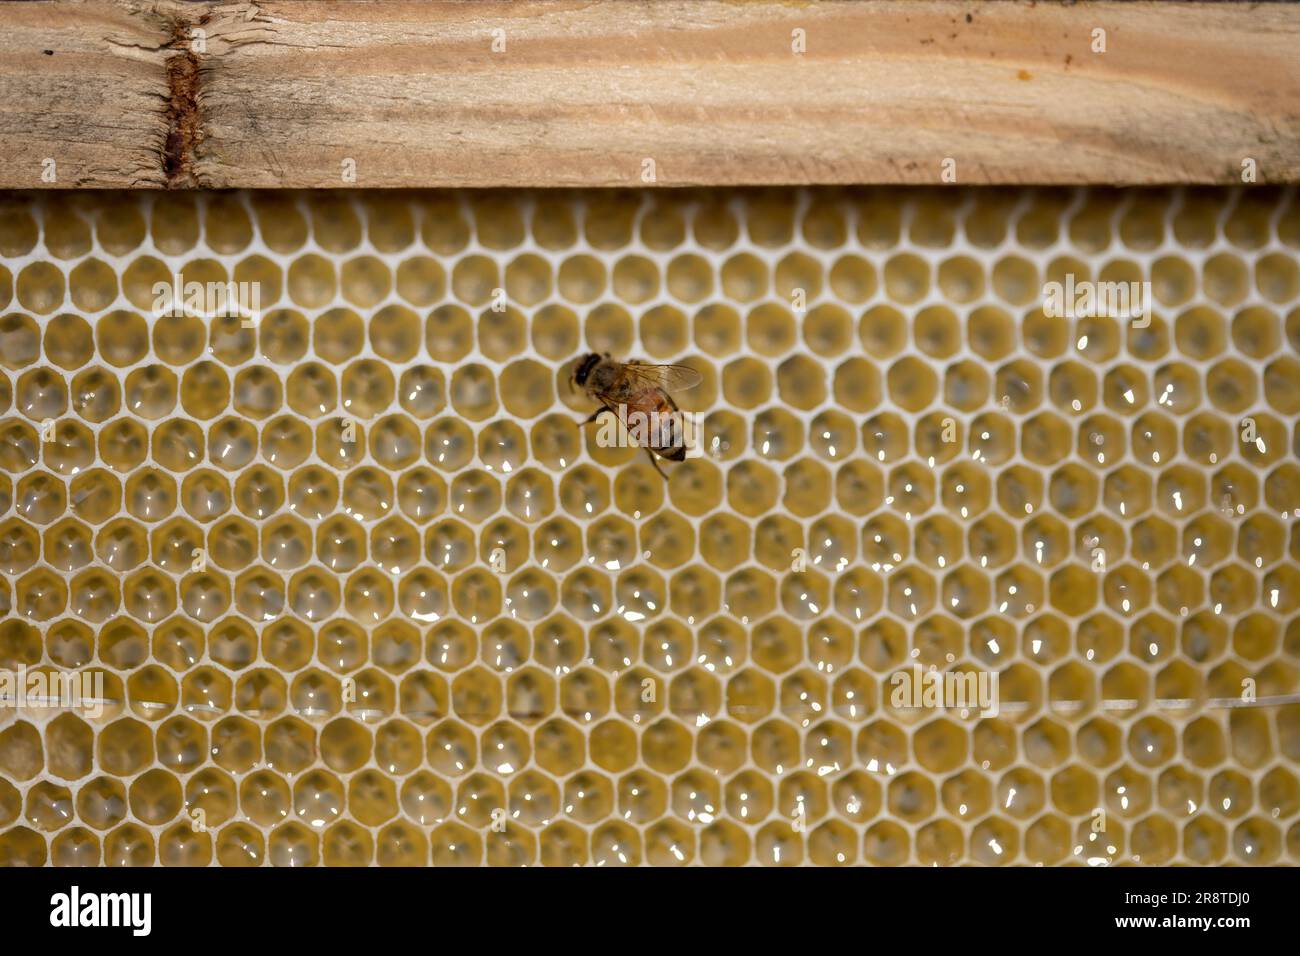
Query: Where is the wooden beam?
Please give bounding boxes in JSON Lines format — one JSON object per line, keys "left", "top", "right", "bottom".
{"left": 1, "top": 0, "right": 1297, "bottom": 188}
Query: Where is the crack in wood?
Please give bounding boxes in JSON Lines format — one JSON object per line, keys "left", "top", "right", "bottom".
{"left": 162, "top": 17, "right": 205, "bottom": 188}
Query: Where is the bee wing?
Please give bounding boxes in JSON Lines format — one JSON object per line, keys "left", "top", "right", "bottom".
{"left": 622, "top": 362, "right": 703, "bottom": 392}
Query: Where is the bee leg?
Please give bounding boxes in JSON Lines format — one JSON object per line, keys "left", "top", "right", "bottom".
{"left": 578, "top": 408, "right": 605, "bottom": 427}
{"left": 645, "top": 447, "right": 670, "bottom": 481}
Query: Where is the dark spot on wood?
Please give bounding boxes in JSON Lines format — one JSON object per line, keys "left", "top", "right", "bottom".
{"left": 965, "top": 13, "right": 973, "bottom": 23}
{"left": 162, "top": 20, "right": 204, "bottom": 188}
{"left": 163, "top": 53, "right": 201, "bottom": 186}
{"left": 1018, "top": 69, "right": 1032, "bottom": 81}
{"left": 43, "top": 50, "right": 53, "bottom": 56}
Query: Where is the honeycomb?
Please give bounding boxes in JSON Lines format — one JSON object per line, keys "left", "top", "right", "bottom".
{"left": 0, "top": 187, "right": 1297, "bottom": 867}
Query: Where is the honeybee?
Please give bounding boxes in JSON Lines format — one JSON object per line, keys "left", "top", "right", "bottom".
{"left": 571, "top": 352, "right": 703, "bottom": 479}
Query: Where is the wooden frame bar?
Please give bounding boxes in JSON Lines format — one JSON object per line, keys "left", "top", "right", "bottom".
{"left": 0, "top": 0, "right": 1297, "bottom": 188}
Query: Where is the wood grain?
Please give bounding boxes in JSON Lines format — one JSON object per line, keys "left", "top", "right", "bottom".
{"left": 1, "top": 0, "right": 1298, "bottom": 188}
{"left": 0, "top": 0, "right": 172, "bottom": 187}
